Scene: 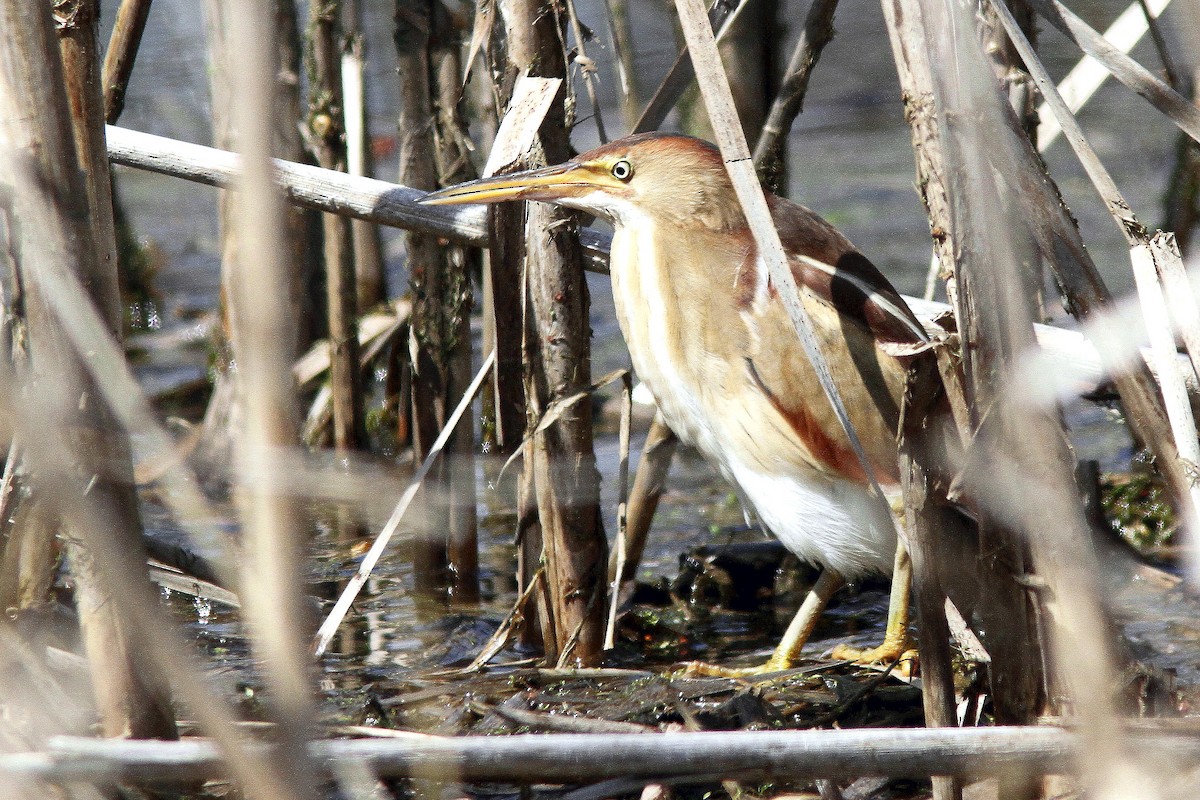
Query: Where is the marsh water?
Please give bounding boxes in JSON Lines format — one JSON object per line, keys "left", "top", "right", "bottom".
{"left": 105, "top": 0, "right": 1200, "bottom": 726}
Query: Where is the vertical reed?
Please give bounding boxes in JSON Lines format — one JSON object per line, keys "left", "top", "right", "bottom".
{"left": 395, "top": 0, "right": 480, "bottom": 598}
{"left": 343, "top": 0, "right": 386, "bottom": 312}
{"left": 225, "top": 1, "right": 319, "bottom": 794}
{"left": 498, "top": 0, "right": 608, "bottom": 666}
{"left": 0, "top": 0, "right": 176, "bottom": 741}
{"left": 309, "top": 0, "right": 367, "bottom": 456}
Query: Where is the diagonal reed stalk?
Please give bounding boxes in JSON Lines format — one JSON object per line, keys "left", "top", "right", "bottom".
{"left": 313, "top": 349, "right": 496, "bottom": 657}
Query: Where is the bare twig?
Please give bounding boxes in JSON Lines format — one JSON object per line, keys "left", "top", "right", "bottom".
{"left": 101, "top": 0, "right": 154, "bottom": 123}
{"left": 564, "top": 0, "right": 607, "bottom": 142}
{"left": 1136, "top": 0, "right": 1182, "bottom": 89}
{"left": 632, "top": 0, "right": 745, "bottom": 134}
{"left": 751, "top": 0, "right": 840, "bottom": 184}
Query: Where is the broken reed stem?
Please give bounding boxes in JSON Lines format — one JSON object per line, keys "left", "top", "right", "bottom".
{"left": 1155, "top": 244, "right": 1200, "bottom": 384}
{"left": 903, "top": 1, "right": 1196, "bottom": 515}
{"left": 104, "top": 124, "right": 613, "bottom": 269}
{"left": 1131, "top": 236, "right": 1200, "bottom": 579}
{"left": 313, "top": 350, "right": 496, "bottom": 658}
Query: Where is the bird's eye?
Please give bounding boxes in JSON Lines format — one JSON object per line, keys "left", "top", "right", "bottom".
{"left": 610, "top": 159, "right": 633, "bottom": 181}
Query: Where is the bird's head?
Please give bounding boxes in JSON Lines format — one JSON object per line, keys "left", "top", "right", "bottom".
{"left": 420, "top": 132, "right": 747, "bottom": 230}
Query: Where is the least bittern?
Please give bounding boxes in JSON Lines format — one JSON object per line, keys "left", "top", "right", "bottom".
{"left": 423, "top": 132, "right": 932, "bottom": 672}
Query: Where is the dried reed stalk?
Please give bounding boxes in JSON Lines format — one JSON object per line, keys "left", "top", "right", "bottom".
{"left": 13, "top": 725, "right": 1200, "bottom": 784}
{"left": 494, "top": 0, "right": 608, "bottom": 666}
{"left": 396, "top": 0, "right": 479, "bottom": 597}
{"left": 1, "top": 0, "right": 175, "bottom": 742}
{"left": 308, "top": 0, "right": 366, "bottom": 456}
{"left": 342, "top": 0, "right": 385, "bottom": 311}
{"left": 224, "top": 2, "right": 319, "bottom": 796}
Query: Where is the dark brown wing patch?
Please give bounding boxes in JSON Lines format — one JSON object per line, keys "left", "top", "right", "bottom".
{"left": 768, "top": 196, "right": 927, "bottom": 347}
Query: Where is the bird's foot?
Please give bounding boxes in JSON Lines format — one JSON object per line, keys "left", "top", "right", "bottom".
{"left": 828, "top": 635, "right": 918, "bottom": 677}
{"left": 676, "top": 654, "right": 799, "bottom": 679}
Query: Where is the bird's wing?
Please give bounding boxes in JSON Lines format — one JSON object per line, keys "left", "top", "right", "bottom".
{"left": 726, "top": 196, "right": 928, "bottom": 483}
{"left": 767, "top": 195, "right": 928, "bottom": 348}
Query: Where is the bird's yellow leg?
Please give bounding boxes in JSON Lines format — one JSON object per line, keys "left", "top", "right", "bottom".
{"left": 681, "top": 569, "right": 844, "bottom": 677}
{"left": 828, "top": 539, "right": 917, "bottom": 668}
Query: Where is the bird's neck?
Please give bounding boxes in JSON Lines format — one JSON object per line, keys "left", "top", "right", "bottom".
{"left": 607, "top": 215, "right": 752, "bottom": 453}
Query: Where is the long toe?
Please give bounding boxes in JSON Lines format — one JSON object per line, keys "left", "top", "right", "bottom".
{"left": 676, "top": 654, "right": 809, "bottom": 679}
{"left": 828, "top": 639, "right": 918, "bottom": 677}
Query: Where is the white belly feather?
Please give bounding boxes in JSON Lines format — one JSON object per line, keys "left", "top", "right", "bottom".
{"left": 608, "top": 222, "right": 896, "bottom": 579}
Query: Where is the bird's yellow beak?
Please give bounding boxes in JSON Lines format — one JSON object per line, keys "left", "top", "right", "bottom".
{"left": 419, "top": 162, "right": 616, "bottom": 206}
